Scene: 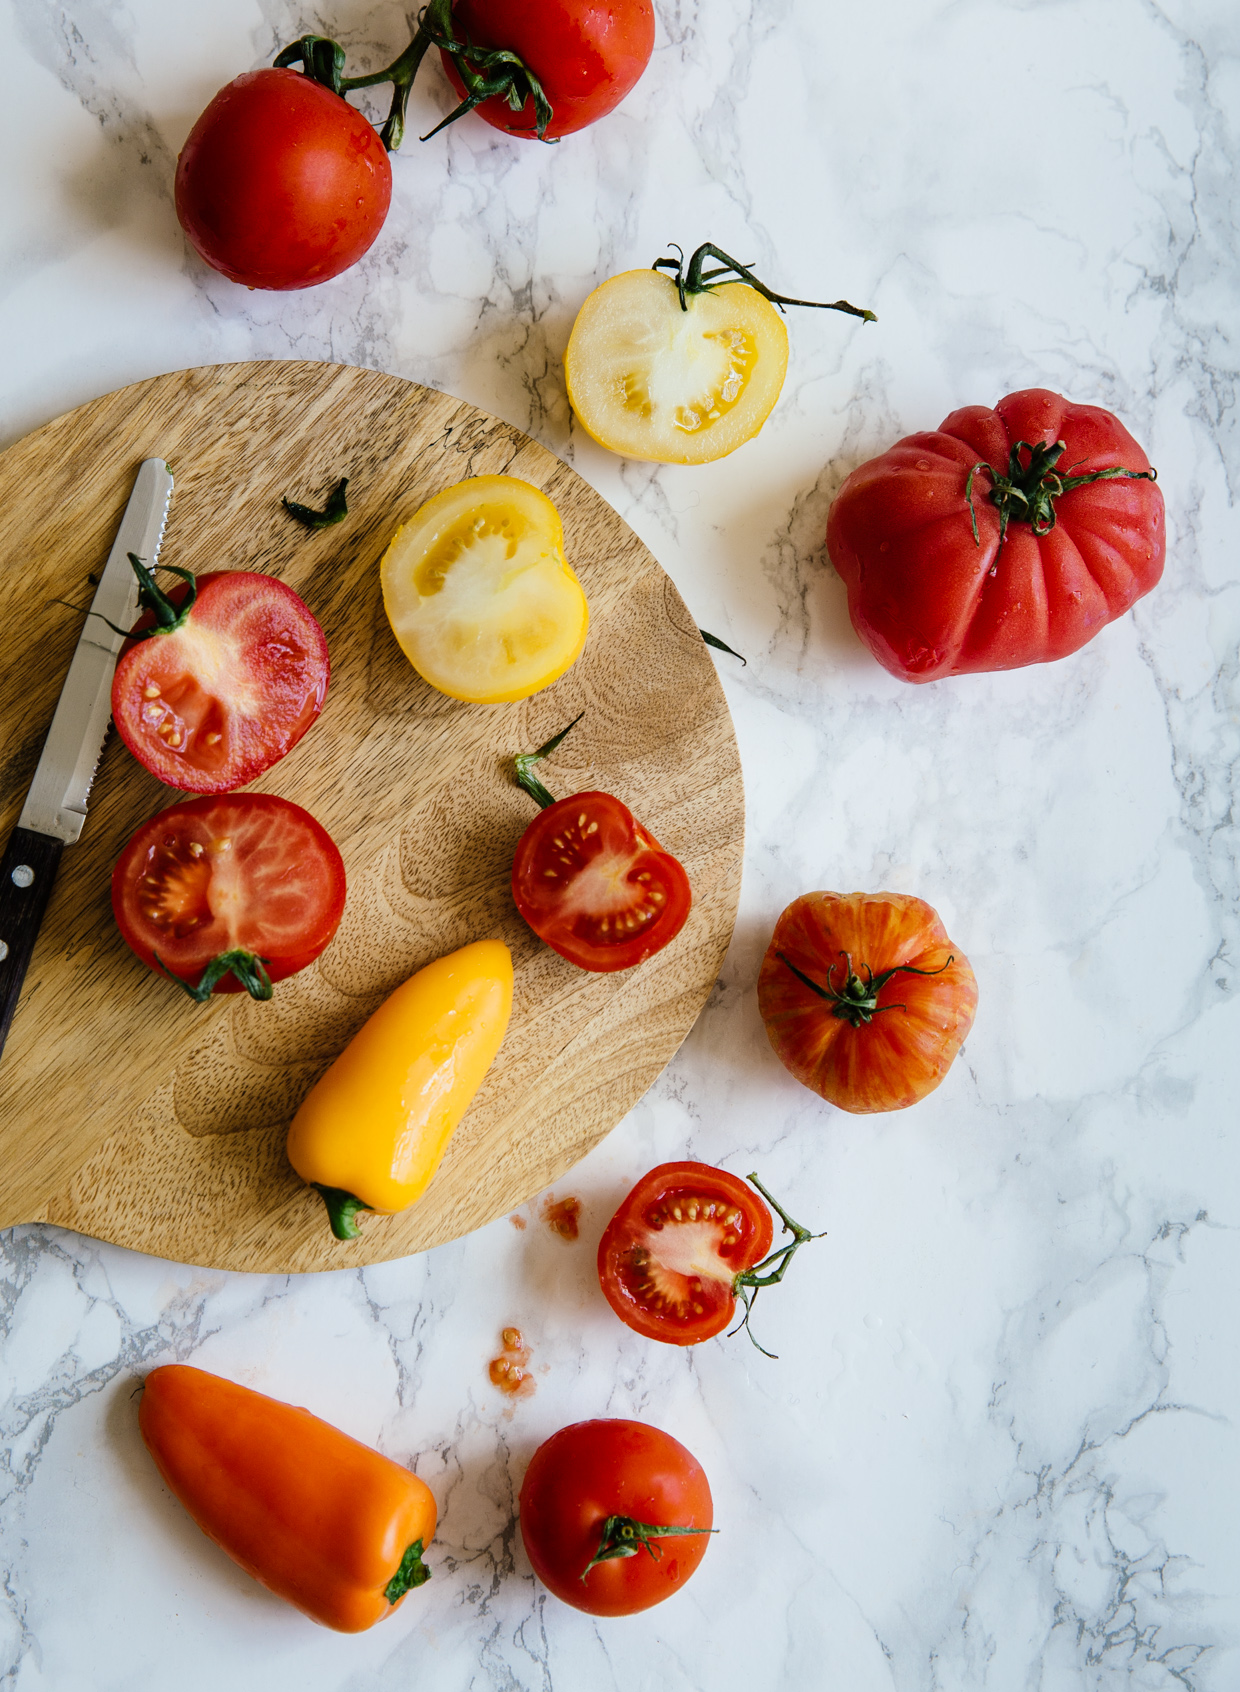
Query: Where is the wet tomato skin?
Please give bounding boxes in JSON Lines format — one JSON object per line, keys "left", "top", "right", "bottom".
{"left": 112, "top": 571, "right": 329, "bottom": 795}
{"left": 442, "top": 0, "right": 655, "bottom": 140}
{"left": 597, "top": 1163, "right": 773, "bottom": 1345}
{"left": 112, "top": 793, "right": 346, "bottom": 994}
{"left": 175, "top": 69, "right": 392, "bottom": 290}
{"left": 511, "top": 791, "right": 691, "bottom": 972}
{"left": 519, "top": 1419, "right": 713, "bottom": 1615}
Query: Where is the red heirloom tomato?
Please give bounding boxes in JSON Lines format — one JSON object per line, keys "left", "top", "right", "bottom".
{"left": 112, "top": 564, "right": 329, "bottom": 794}
{"left": 175, "top": 68, "right": 392, "bottom": 290}
{"left": 519, "top": 1420, "right": 714, "bottom": 1616}
{"left": 440, "top": 0, "right": 656, "bottom": 139}
{"left": 758, "top": 892, "right": 978, "bottom": 1113}
{"left": 826, "top": 388, "right": 1165, "bottom": 682}
{"left": 112, "top": 794, "right": 346, "bottom": 1000}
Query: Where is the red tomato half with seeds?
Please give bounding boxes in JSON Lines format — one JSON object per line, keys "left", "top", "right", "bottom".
{"left": 112, "top": 572, "right": 329, "bottom": 794}
{"left": 175, "top": 69, "right": 392, "bottom": 290}
{"left": 511, "top": 792, "right": 691, "bottom": 972}
{"left": 519, "top": 1419, "right": 713, "bottom": 1616}
{"left": 598, "top": 1163, "right": 774, "bottom": 1345}
{"left": 826, "top": 388, "right": 1165, "bottom": 682}
{"left": 112, "top": 794, "right": 346, "bottom": 998}
{"left": 442, "top": 0, "right": 655, "bottom": 140}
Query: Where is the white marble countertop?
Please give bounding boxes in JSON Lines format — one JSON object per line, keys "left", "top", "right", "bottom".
{"left": 3, "top": 1, "right": 1238, "bottom": 1687}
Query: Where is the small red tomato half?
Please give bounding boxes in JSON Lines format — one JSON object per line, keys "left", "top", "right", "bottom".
{"left": 758, "top": 892, "right": 978, "bottom": 1113}
{"left": 826, "top": 388, "right": 1165, "bottom": 682}
{"left": 112, "top": 571, "right": 329, "bottom": 794}
{"left": 519, "top": 1420, "right": 713, "bottom": 1616}
{"left": 441, "top": 0, "right": 655, "bottom": 139}
{"left": 511, "top": 792, "right": 691, "bottom": 972}
{"left": 112, "top": 794, "right": 346, "bottom": 999}
{"left": 175, "top": 68, "right": 392, "bottom": 290}
{"left": 598, "top": 1163, "right": 774, "bottom": 1345}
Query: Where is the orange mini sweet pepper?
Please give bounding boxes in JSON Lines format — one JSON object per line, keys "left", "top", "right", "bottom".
{"left": 139, "top": 1364, "right": 438, "bottom": 1632}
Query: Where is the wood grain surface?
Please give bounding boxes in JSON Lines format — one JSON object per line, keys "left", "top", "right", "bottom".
{"left": 0, "top": 362, "right": 744, "bottom": 1272}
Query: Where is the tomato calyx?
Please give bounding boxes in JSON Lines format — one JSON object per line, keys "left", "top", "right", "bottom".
{"left": 274, "top": 0, "right": 555, "bottom": 150}
{"left": 778, "top": 948, "right": 956, "bottom": 1029}
{"left": 727, "top": 1171, "right": 825, "bottom": 1359}
{"left": 384, "top": 1538, "right": 432, "bottom": 1602}
{"left": 964, "top": 437, "right": 1159, "bottom": 546}
{"left": 652, "top": 241, "right": 876, "bottom": 323}
{"left": 154, "top": 947, "right": 273, "bottom": 1004}
{"left": 282, "top": 476, "right": 349, "bottom": 531}
{"left": 310, "top": 1184, "right": 373, "bottom": 1242}
{"left": 581, "top": 1515, "right": 717, "bottom": 1580}
{"left": 512, "top": 711, "right": 585, "bottom": 810}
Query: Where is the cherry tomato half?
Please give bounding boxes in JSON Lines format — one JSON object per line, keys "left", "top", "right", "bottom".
{"left": 597, "top": 1163, "right": 774, "bottom": 1345}
{"left": 175, "top": 68, "right": 392, "bottom": 290}
{"left": 442, "top": 0, "right": 655, "bottom": 139}
{"left": 112, "top": 572, "right": 329, "bottom": 794}
{"left": 519, "top": 1420, "right": 713, "bottom": 1615}
{"left": 510, "top": 791, "right": 691, "bottom": 972}
{"left": 112, "top": 794, "right": 346, "bottom": 997}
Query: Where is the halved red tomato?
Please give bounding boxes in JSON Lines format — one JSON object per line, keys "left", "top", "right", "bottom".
{"left": 598, "top": 1164, "right": 773, "bottom": 1345}
{"left": 511, "top": 792, "right": 690, "bottom": 972}
{"left": 112, "top": 794, "right": 346, "bottom": 1000}
{"left": 112, "top": 567, "right": 329, "bottom": 794}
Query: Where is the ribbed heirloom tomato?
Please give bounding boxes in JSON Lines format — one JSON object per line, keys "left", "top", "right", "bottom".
{"left": 758, "top": 892, "right": 978, "bottom": 1113}
{"left": 826, "top": 388, "right": 1165, "bottom": 682}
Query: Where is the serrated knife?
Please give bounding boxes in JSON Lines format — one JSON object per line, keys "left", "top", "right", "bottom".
{"left": 0, "top": 457, "right": 174, "bottom": 1062}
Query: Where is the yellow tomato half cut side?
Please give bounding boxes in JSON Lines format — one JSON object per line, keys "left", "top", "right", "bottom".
{"left": 564, "top": 271, "right": 790, "bottom": 465}
{"left": 380, "top": 476, "right": 589, "bottom": 703}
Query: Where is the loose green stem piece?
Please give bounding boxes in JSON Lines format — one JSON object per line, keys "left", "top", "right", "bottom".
{"left": 700, "top": 629, "right": 747, "bottom": 665}
{"left": 653, "top": 242, "right": 876, "bottom": 322}
{"left": 582, "top": 1515, "right": 717, "bottom": 1579}
{"left": 283, "top": 477, "right": 349, "bottom": 530}
{"left": 312, "top": 1184, "right": 373, "bottom": 1241}
{"left": 512, "top": 711, "right": 584, "bottom": 810}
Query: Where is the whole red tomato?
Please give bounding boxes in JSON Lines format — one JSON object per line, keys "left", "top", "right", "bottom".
{"left": 175, "top": 69, "right": 392, "bottom": 289}
{"left": 519, "top": 1420, "right": 713, "bottom": 1615}
{"left": 511, "top": 791, "right": 691, "bottom": 972}
{"left": 826, "top": 389, "right": 1165, "bottom": 682}
{"left": 758, "top": 892, "right": 978, "bottom": 1113}
{"left": 112, "top": 794, "right": 346, "bottom": 1000}
{"left": 441, "top": 0, "right": 656, "bottom": 139}
{"left": 112, "top": 567, "right": 329, "bottom": 794}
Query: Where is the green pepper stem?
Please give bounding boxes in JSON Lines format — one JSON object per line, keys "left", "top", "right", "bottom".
{"left": 385, "top": 1538, "right": 432, "bottom": 1602}
{"left": 311, "top": 1184, "right": 373, "bottom": 1241}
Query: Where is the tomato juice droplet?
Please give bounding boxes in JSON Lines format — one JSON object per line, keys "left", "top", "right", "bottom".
{"left": 542, "top": 1195, "right": 581, "bottom": 1241}
{"left": 509, "top": 1213, "right": 528, "bottom": 1229}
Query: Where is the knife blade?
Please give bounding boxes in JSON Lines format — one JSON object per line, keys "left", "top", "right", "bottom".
{"left": 0, "top": 456, "right": 174, "bottom": 1061}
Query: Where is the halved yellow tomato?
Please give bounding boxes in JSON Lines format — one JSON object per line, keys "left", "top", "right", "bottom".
{"left": 564, "top": 270, "right": 789, "bottom": 465}
{"left": 380, "top": 476, "right": 589, "bottom": 703}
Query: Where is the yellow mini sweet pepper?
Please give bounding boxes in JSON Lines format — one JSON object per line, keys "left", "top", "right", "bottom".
{"left": 287, "top": 939, "right": 514, "bottom": 1239}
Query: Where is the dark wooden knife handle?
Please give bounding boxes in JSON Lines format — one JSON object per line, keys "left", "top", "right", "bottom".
{"left": 0, "top": 826, "right": 65, "bottom": 1061}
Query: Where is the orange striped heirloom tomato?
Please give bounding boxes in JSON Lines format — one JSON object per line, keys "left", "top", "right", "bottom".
{"left": 757, "top": 892, "right": 978, "bottom": 1113}
{"left": 139, "top": 1365, "right": 437, "bottom": 1632}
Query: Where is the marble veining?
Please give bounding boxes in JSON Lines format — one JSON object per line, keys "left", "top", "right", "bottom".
{"left": 3, "top": 0, "right": 1239, "bottom": 1687}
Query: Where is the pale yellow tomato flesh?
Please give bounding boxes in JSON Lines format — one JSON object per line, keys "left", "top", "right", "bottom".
{"left": 286, "top": 939, "right": 514, "bottom": 1216}
{"left": 380, "top": 476, "right": 589, "bottom": 703}
{"left": 564, "top": 271, "right": 790, "bottom": 464}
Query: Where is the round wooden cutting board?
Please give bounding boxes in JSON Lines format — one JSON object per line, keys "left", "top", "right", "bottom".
{"left": 0, "top": 362, "right": 743, "bottom": 1273}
